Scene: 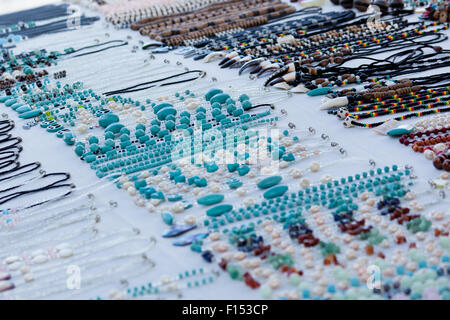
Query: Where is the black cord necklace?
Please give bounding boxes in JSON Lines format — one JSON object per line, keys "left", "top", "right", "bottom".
{"left": 0, "top": 161, "right": 41, "bottom": 183}
{"left": 103, "top": 70, "right": 206, "bottom": 96}
{"left": 0, "top": 172, "right": 72, "bottom": 205}
{"left": 0, "top": 120, "right": 14, "bottom": 134}
{"left": 64, "top": 40, "right": 129, "bottom": 58}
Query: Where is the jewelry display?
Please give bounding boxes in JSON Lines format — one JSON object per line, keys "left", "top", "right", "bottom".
{"left": 0, "top": 0, "right": 449, "bottom": 302}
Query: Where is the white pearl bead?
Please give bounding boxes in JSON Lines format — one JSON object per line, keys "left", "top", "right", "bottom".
{"left": 20, "top": 266, "right": 30, "bottom": 275}
{"left": 309, "top": 161, "right": 320, "bottom": 172}
{"left": 171, "top": 202, "right": 185, "bottom": 213}
{"left": 24, "top": 273, "right": 34, "bottom": 283}
{"left": 5, "top": 256, "right": 20, "bottom": 264}
{"left": 58, "top": 248, "right": 74, "bottom": 258}
{"left": 32, "top": 255, "right": 48, "bottom": 264}
{"left": 289, "top": 168, "right": 302, "bottom": 178}
{"left": 127, "top": 186, "right": 136, "bottom": 196}
{"left": 236, "top": 187, "right": 247, "bottom": 197}
{"left": 424, "top": 149, "right": 435, "bottom": 160}
{"left": 300, "top": 178, "right": 310, "bottom": 189}
{"left": 146, "top": 203, "right": 155, "bottom": 213}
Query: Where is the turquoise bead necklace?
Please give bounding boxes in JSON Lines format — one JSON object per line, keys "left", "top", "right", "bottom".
{"left": 94, "top": 267, "right": 219, "bottom": 300}
{"left": 201, "top": 165, "right": 410, "bottom": 228}
{"left": 0, "top": 63, "right": 309, "bottom": 228}
{"left": 191, "top": 169, "right": 449, "bottom": 300}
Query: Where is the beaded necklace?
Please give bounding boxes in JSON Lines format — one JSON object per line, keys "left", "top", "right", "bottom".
{"left": 265, "top": 43, "right": 450, "bottom": 93}
{"left": 181, "top": 164, "right": 450, "bottom": 299}
{"left": 95, "top": 267, "right": 219, "bottom": 300}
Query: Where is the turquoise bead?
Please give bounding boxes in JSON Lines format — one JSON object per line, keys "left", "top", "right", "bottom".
{"left": 105, "top": 123, "right": 124, "bottom": 134}
{"left": 168, "top": 194, "right": 182, "bottom": 202}
{"left": 166, "top": 120, "right": 175, "bottom": 130}
{"left": 16, "top": 105, "right": 32, "bottom": 113}
{"left": 19, "top": 109, "right": 42, "bottom": 119}
{"left": 387, "top": 127, "right": 414, "bottom": 136}
{"left": 135, "top": 129, "right": 145, "bottom": 138}
{"left": 263, "top": 185, "right": 288, "bottom": 199}
{"left": 85, "top": 154, "right": 97, "bottom": 163}
{"left": 88, "top": 136, "right": 99, "bottom": 144}
{"left": 157, "top": 108, "right": 177, "bottom": 120}
{"left": 153, "top": 102, "right": 173, "bottom": 113}
{"left": 206, "top": 204, "right": 233, "bottom": 217}
{"left": 239, "top": 94, "right": 250, "bottom": 102}
{"left": 75, "top": 145, "right": 85, "bottom": 157}
{"left": 197, "top": 194, "right": 224, "bottom": 205}
{"left": 11, "top": 103, "right": 23, "bottom": 110}
{"left": 257, "top": 175, "right": 282, "bottom": 189}
{"left": 4, "top": 98, "right": 17, "bottom": 107}
{"left": 210, "top": 93, "right": 230, "bottom": 104}
{"left": 205, "top": 88, "right": 223, "bottom": 101}
{"left": 150, "top": 125, "right": 160, "bottom": 135}
{"left": 211, "top": 102, "right": 221, "bottom": 110}
{"left": 161, "top": 211, "right": 174, "bottom": 225}
{"left": 237, "top": 165, "right": 250, "bottom": 176}
{"left": 242, "top": 100, "right": 252, "bottom": 110}
{"left": 98, "top": 113, "right": 119, "bottom": 128}
{"left": 307, "top": 87, "right": 332, "bottom": 96}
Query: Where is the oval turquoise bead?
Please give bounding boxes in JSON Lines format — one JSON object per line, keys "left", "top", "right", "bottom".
{"left": 306, "top": 87, "right": 332, "bottom": 96}
{"left": 387, "top": 127, "right": 414, "bottom": 136}
{"left": 4, "top": 99, "right": 17, "bottom": 107}
{"left": 205, "top": 88, "right": 223, "bottom": 101}
{"left": 85, "top": 154, "right": 97, "bottom": 163}
{"left": 263, "top": 185, "right": 288, "bottom": 199}
{"left": 153, "top": 102, "right": 173, "bottom": 113}
{"left": 105, "top": 123, "right": 124, "bottom": 134}
{"left": 16, "top": 105, "right": 32, "bottom": 113}
{"left": 11, "top": 103, "right": 23, "bottom": 110}
{"left": 157, "top": 108, "right": 177, "bottom": 120}
{"left": 210, "top": 93, "right": 230, "bottom": 104}
{"left": 257, "top": 175, "right": 282, "bottom": 189}
{"left": 98, "top": 113, "right": 119, "bottom": 128}
{"left": 19, "top": 109, "right": 42, "bottom": 119}
{"left": 206, "top": 204, "right": 233, "bottom": 217}
{"left": 197, "top": 194, "right": 224, "bottom": 206}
